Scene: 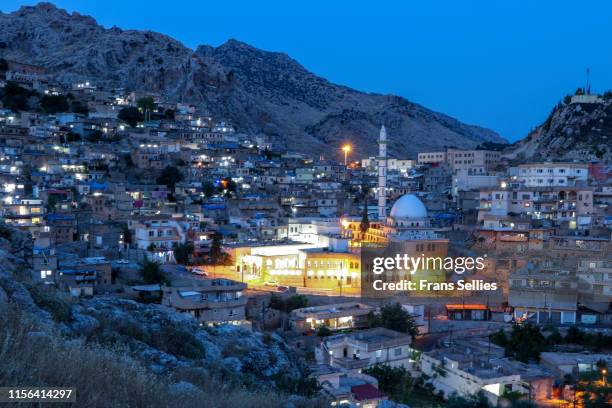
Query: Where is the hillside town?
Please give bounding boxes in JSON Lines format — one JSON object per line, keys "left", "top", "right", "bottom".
{"left": 0, "top": 55, "right": 611, "bottom": 408}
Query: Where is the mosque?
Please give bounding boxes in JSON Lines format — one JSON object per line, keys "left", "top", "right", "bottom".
{"left": 226, "top": 126, "right": 448, "bottom": 296}
{"left": 344, "top": 126, "right": 448, "bottom": 249}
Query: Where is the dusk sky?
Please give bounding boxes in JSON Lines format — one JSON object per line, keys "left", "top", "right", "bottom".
{"left": 4, "top": 0, "right": 612, "bottom": 142}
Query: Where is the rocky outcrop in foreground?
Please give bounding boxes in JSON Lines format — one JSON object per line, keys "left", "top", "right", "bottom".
{"left": 0, "top": 228, "right": 321, "bottom": 407}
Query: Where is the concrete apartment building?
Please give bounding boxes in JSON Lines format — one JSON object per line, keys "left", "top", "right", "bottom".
{"left": 516, "top": 162, "right": 588, "bottom": 187}
{"left": 576, "top": 258, "right": 612, "bottom": 323}
{"left": 316, "top": 327, "right": 413, "bottom": 372}
{"left": 162, "top": 278, "right": 247, "bottom": 325}
{"left": 417, "top": 148, "right": 501, "bottom": 173}
{"left": 417, "top": 151, "right": 446, "bottom": 164}
{"left": 56, "top": 256, "right": 114, "bottom": 297}
{"left": 477, "top": 185, "right": 594, "bottom": 228}
{"left": 452, "top": 168, "right": 500, "bottom": 196}
{"left": 509, "top": 264, "right": 579, "bottom": 325}
{"left": 132, "top": 218, "right": 187, "bottom": 262}
{"left": 421, "top": 341, "right": 553, "bottom": 406}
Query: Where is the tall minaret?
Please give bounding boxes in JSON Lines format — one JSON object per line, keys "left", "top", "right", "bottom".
{"left": 377, "top": 125, "right": 387, "bottom": 220}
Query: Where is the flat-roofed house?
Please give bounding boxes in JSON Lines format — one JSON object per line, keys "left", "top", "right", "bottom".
{"left": 421, "top": 342, "right": 554, "bottom": 406}
{"left": 316, "top": 327, "right": 413, "bottom": 372}
{"left": 289, "top": 302, "right": 374, "bottom": 334}
{"left": 162, "top": 278, "right": 247, "bottom": 325}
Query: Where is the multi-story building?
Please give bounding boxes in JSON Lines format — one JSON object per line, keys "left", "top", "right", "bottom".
{"left": 447, "top": 149, "right": 501, "bottom": 173}
{"left": 577, "top": 259, "right": 612, "bottom": 323}
{"left": 421, "top": 341, "right": 553, "bottom": 405}
{"left": 2, "top": 197, "right": 45, "bottom": 231}
{"left": 452, "top": 169, "right": 500, "bottom": 196}
{"left": 162, "top": 278, "right": 247, "bottom": 325}
{"left": 316, "top": 327, "right": 413, "bottom": 372}
{"left": 132, "top": 218, "right": 187, "bottom": 263}
{"left": 516, "top": 162, "right": 588, "bottom": 187}
{"left": 56, "top": 257, "right": 113, "bottom": 297}
{"left": 131, "top": 144, "right": 166, "bottom": 169}
{"left": 509, "top": 264, "right": 579, "bottom": 325}
{"left": 417, "top": 151, "right": 447, "bottom": 165}
{"left": 477, "top": 186, "right": 594, "bottom": 228}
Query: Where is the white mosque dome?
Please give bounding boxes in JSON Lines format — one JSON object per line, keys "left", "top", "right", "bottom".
{"left": 389, "top": 194, "right": 428, "bottom": 219}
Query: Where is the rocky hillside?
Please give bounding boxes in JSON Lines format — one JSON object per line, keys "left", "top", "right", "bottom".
{"left": 0, "top": 3, "right": 505, "bottom": 157}
{"left": 506, "top": 97, "right": 612, "bottom": 163}
{"left": 0, "top": 226, "right": 322, "bottom": 407}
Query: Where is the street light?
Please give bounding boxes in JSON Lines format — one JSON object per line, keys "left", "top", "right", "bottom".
{"left": 342, "top": 144, "right": 352, "bottom": 166}
{"left": 602, "top": 368, "right": 607, "bottom": 386}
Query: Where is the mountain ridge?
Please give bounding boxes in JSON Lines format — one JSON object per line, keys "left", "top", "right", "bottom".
{"left": 0, "top": 2, "right": 506, "bottom": 157}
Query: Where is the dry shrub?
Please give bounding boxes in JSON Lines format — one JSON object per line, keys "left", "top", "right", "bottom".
{"left": 0, "top": 304, "right": 295, "bottom": 407}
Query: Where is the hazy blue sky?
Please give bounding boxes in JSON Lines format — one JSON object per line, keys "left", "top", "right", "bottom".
{"left": 4, "top": 1, "right": 612, "bottom": 141}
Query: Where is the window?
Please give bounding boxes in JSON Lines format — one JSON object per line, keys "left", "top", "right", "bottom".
{"left": 394, "top": 347, "right": 402, "bottom": 357}
{"left": 375, "top": 350, "right": 382, "bottom": 358}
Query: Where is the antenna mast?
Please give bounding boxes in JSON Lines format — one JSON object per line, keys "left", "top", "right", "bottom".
{"left": 586, "top": 67, "right": 591, "bottom": 94}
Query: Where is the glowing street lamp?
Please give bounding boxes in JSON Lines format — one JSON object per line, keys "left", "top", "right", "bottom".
{"left": 602, "top": 368, "right": 607, "bottom": 386}
{"left": 342, "top": 144, "right": 352, "bottom": 166}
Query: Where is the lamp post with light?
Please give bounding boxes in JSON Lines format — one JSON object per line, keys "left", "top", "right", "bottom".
{"left": 342, "top": 144, "right": 351, "bottom": 166}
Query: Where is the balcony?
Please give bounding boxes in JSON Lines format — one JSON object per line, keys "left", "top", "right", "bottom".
{"left": 330, "top": 356, "right": 370, "bottom": 370}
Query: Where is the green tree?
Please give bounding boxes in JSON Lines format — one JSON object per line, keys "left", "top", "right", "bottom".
{"left": 547, "top": 328, "right": 563, "bottom": 344}
{"left": 40, "top": 94, "right": 69, "bottom": 113}
{"left": 209, "top": 232, "right": 223, "bottom": 264}
{"left": 46, "top": 195, "right": 58, "bottom": 212}
{"left": 284, "top": 294, "right": 308, "bottom": 311}
{"left": 363, "top": 364, "right": 414, "bottom": 402}
{"left": 1, "top": 81, "right": 36, "bottom": 111}
{"left": 271, "top": 369, "right": 321, "bottom": 398}
{"left": 86, "top": 130, "right": 104, "bottom": 143}
{"left": 368, "top": 303, "right": 419, "bottom": 338}
{"left": 447, "top": 391, "right": 492, "bottom": 408}
{"left": 202, "top": 181, "right": 215, "bottom": 198}
{"left": 65, "top": 131, "right": 81, "bottom": 143}
{"left": 173, "top": 242, "right": 194, "bottom": 265}
{"left": 136, "top": 96, "right": 156, "bottom": 121}
{"left": 489, "top": 328, "right": 508, "bottom": 347}
{"left": 156, "top": 166, "right": 183, "bottom": 190}
{"left": 502, "top": 323, "right": 546, "bottom": 363}
{"left": 0, "top": 224, "right": 12, "bottom": 240}
{"left": 70, "top": 100, "right": 89, "bottom": 114}
{"left": 118, "top": 106, "right": 143, "bottom": 127}
{"left": 316, "top": 325, "right": 332, "bottom": 337}
{"left": 268, "top": 293, "right": 285, "bottom": 311}
{"left": 564, "top": 325, "right": 584, "bottom": 344}
{"left": 163, "top": 108, "right": 175, "bottom": 120}
{"left": 140, "top": 261, "right": 168, "bottom": 285}
{"left": 268, "top": 294, "right": 308, "bottom": 313}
